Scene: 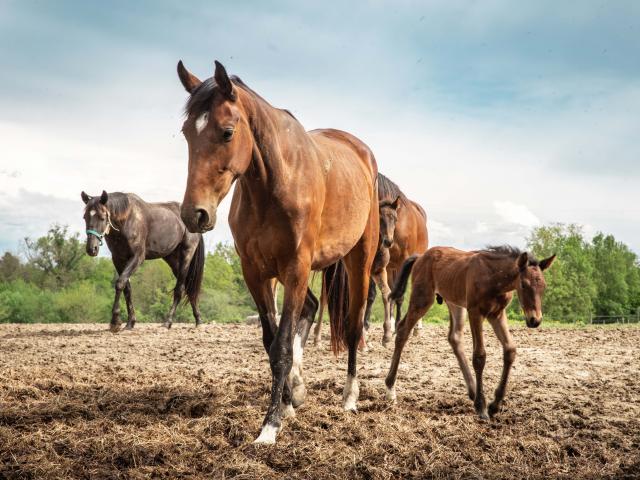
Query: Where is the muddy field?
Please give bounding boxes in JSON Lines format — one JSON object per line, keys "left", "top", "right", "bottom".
{"left": 1, "top": 322, "right": 639, "bottom": 479}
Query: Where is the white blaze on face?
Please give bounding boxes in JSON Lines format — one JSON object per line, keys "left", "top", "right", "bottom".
{"left": 89, "top": 210, "right": 96, "bottom": 217}
{"left": 195, "top": 112, "right": 209, "bottom": 135}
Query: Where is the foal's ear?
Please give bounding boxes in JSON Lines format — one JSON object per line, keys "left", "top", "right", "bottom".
{"left": 177, "top": 60, "right": 202, "bottom": 94}
{"left": 539, "top": 254, "right": 557, "bottom": 271}
{"left": 100, "top": 190, "right": 108, "bottom": 205}
{"left": 517, "top": 252, "right": 529, "bottom": 271}
{"left": 214, "top": 60, "right": 236, "bottom": 101}
{"left": 391, "top": 196, "right": 401, "bottom": 210}
{"left": 81, "top": 191, "right": 91, "bottom": 204}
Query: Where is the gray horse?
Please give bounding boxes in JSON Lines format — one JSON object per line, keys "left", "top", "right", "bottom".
{"left": 81, "top": 190, "right": 204, "bottom": 331}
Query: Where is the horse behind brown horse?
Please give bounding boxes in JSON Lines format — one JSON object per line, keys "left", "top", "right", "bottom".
{"left": 385, "top": 245, "right": 555, "bottom": 419}
{"left": 82, "top": 191, "right": 204, "bottom": 331}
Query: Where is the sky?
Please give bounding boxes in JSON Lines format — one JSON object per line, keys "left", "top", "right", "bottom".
{"left": 1, "top": 0, "right": 639, "bottom": 256}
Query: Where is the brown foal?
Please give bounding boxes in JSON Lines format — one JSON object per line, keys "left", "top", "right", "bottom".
{"left": 385, "top": 246, "right": 555, "bottom": 419}
{"left": 177, "top": 61, "right": 379, "bottom": 443}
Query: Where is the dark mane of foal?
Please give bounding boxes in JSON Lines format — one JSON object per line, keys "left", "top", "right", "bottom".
{"left": 377, "top": 173, "right": 405, "bottom": 206}
{"left": 185, "top": 75, "right": 298, "bottom": 120}
{"left": 482, "top": 245, "right": 539, "bottom": 266}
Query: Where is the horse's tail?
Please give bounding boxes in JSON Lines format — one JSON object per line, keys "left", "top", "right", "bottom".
{"left": 185, "top": 235, "right": 205, "bottom": 304}
{"left": 323, "top": 260, "right": 349, "bottom": 355}
{"left": 390, "top": 255, "right": 419, "bottom": 302}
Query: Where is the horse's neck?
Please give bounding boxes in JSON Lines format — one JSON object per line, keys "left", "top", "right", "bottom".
{"left": 239, "top": 88, "right": 312, "bottom": 203}
{"left": 488, "top": 259, "right": 519, "bottom": 294}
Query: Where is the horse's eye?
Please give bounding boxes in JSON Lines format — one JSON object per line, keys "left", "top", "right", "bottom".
{"left": 223, "top": 128, "right": 234, "bottom": 142}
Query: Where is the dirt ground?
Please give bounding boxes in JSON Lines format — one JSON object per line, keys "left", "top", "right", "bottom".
{"left": 1, "top": 322, "right": 639, "bottom": 479}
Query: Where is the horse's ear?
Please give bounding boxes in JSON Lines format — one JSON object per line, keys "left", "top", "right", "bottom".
{"left": 177, "top": 60, "right": 202, "bottom": 94}
{"left": 81, "top": 191, "right": 91, "bottom": 204}
{"left": 100, "top": 190, "right": 108, "bottom": 205}
{"left": 391, "top": 196, "right": 401, "bottom": 210}
{"left": 517, "top": 252, "right": 529, "bottom": 271}
{"left": 214, "top": 60, "right": 236, "bottom": 101}
{"left": 539, "top": 254, "right": 557, "bottom": 271}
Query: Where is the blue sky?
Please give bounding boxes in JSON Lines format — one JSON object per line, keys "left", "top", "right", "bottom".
{"left": 1, "top": 0, "right": 639, "bottom": 254}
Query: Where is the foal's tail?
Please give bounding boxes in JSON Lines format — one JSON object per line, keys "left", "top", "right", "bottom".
{"left": 390, "top": 255, "right": 419, "bottom": 302}
{"left": 185, "top": 235, "right": 205, "bottom": 304}
{"left": 323, "top": 260, "right": 349, "bottom": 355}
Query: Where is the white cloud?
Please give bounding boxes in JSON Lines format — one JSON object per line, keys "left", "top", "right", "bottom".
{"left": 494, "top": 201, "right": 540, "bottom": 228}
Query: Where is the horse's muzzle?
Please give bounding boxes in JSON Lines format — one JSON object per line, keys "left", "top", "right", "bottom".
{"left": 526, "top": 316, "right": 541, "bottom": 328}
{"left": 182, "top": 204, "right": 217, "bottom": 233}
{"left": 86, "top": 243, "right": 99, "bottom": 257}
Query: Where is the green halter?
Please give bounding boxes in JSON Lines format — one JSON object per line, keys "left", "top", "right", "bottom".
{"left": 86, "top": 229, "right": 104, "bottom": 246}
{"left": 86, "top": 210, "right": 119, "bottom": 247}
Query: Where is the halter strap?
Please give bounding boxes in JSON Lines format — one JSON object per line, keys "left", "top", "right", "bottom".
{"left": 86, "top": 229, "right": 104, "bottom": 246}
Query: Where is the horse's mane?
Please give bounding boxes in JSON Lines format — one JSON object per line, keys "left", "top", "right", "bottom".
{"left": 482, "top": 245, "right": 539, "bottom": 266}
{"left": 377, "top": 173, "right": 405, "bottom": 205}
{"left": 185, "top": 75, "right": 298, "bottom": 120}
{"left": 105, "top": 192, "right": 132, "bottom": 222}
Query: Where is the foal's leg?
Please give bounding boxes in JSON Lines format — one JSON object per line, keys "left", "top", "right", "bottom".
{"left": 385, "top": 287, "right": 434, "bottom": 402}
{"left": 469, "top": 310, "right": 489, "bottom": 420}
{"left": 123, "top": 281, "right": 137, "bottom": 330}
{"left": 288, "top": 288, "right": 318, "bottom": 408}
{"left": 487, "top": 310, "right": 516, "bottom": 417}
{"left": 375, "top": 269, "right": 395, "bottom": 347}
{"left": 312, "top": 282, "right": 326, "bottom": 346}
{"left": 446, "top": 303, "right": 475, "bottom": 400}
{"left": 255, "top": 263, "right": 310, "bottom": 444}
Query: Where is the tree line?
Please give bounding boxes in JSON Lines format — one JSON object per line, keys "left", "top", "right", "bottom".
{"left": 0, "top": 223, "right": 638, "bottom": 324}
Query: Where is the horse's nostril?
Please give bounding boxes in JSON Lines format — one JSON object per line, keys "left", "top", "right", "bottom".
{"left": 195, "top": 208, "right": 209, "bottom": 229}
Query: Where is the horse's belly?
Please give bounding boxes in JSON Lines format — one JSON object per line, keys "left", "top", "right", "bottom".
{"left": 311, "top": 156, "right": 373, "bottom": 269}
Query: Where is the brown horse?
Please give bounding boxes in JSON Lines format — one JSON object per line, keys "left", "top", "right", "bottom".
{"left": 385, "top": 246, "right": 555, "bottom": 419}
{"left": 81, "top": 191, "right": 204, "bottom": 331}
{"left": 176, "top": 61, "right": 379, "bottom": 443}
{"left": 312, "top": 173, "right": 428, "bottom": 347}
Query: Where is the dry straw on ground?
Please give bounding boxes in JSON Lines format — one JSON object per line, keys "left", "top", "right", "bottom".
{"left": 1, "top": 323, "right": 639, "bottom": 479}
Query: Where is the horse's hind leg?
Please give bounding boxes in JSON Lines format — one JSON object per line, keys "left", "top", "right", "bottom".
{"left": 163, "top": 252, "right": 186, "bottom": 329}
{"left": 469, "top": 309, "right": 489, "bottom": 420}
{"left": 123, "top": 281, "right": 136, "bottom": 329}
{"left": 487, "top": 310, "right": 516, "bottom": 417}
{"left": 374, "top": 269, "right": 395, "bottom": 347}
{"left": 189, "top": 298, "right": 202, "bottom": 326}
{"left": 288, "top": 287, "right": 318, "bottom": 408}
{"left": 446, "top": 303, "right": 474, "bottom": 400}
{"left": 312, "top": 280, "right": 327, "bottom": 346}
{"left": 385, "top": 279, "right": 434, "bottom": 402}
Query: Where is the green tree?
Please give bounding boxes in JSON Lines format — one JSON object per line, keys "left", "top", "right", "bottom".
{"left": 23, "top": 224, "right": 84, "bottom": 289}
{"left": 0, "top": 252, "right": 22, "bottom": 282}
{"left": 525, "top": 224, "right": 596, "bottom": 322}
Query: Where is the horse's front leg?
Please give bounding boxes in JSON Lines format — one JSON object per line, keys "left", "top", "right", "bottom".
{"left": 288, "top": 287, "right": 318, "bottom": 408}
{"left": 488, "top": 310, "right": 516, "bottom": 417}
{"left": 469, "top": 310, "right": 489, "bottom": 420}
{"left": 123, "top": 281, "right": 137, "bottom": 329}
{"left": 254, "top": 263, "right": 309, "bottom": 444}
{"left": 111, "top": 255, "right": 143, "bottom": 333}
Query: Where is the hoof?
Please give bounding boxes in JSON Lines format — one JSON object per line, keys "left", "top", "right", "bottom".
{"left": 412, "top": 326, "right": 422, "bottom": 337}
{"left": 253, "top": 424, "right": 280, "bottom": 444}
{"left": 281, "top": 402, "right": 295, "bottom": 419}
{"left": 162, "top": 322, "right": 172, "bottom": 329}
{"left": 109, "top": 324, "right": 122, "bottom": 333}
{"left": 488, "top": 402, "right": 500, "bottom": 418}
{"left": 343, "top": 401, "right": 358, "bottom": 412}
{"left": 291, "top": 382, "right": 306, "bottom": 409}
{"left": 124, "top": 324, "right": 134, "bottom": 330}
{"left": 477, "top": 410, "right": 490, "bottom": 421}
{"left": 385, "top": 386, "right": 397, "bottom": 403}
{"left": 382, "top": 336, "right": 394, "bottom": 348}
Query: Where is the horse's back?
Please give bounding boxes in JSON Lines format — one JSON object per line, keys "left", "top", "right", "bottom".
{"left": 135, "top": 199, "right": 187, "bottom": 258}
